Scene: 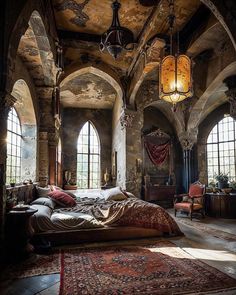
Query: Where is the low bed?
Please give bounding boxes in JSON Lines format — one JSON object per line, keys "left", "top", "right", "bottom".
{"left": 30, "top": 188, "right": 182, "bottom": 245}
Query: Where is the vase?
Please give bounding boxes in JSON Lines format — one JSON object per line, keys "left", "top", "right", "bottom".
{"left": 218, "top": 181, "right": 228, "bottom": 189}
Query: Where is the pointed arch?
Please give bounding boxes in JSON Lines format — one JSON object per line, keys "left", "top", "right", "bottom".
{"left": 6, "top": 107, "right": 22, "bottom": 184}
{"left": 206, "top": 116, "right": 236, "bottom": 184}
{"left": 77, "top": 121, "right": 101, "bottom": 188}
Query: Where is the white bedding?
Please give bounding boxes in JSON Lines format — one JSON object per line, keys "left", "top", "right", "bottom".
{"left": 31, "top": 203, "right": 103, "bottom": 232}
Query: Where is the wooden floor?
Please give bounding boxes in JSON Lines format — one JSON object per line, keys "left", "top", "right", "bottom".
{"left": 1, "top": 213, "right": 236, "bottom": 295}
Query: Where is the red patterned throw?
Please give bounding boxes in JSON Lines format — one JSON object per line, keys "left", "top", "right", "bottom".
{"left": 59, "top": 240, "right": 236, "bottom": 295}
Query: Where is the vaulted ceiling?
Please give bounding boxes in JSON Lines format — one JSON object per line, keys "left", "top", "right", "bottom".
{"left": 16, "top": 0, "right": 236, "bottom": 116}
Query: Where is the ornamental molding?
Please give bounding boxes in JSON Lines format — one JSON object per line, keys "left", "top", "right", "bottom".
{"left": 179, "top": 128, "right": 198, "bottom": 151}
{"left": 225, "top": 89, "right": 236, "bottom": 120}
{"left": 224, "top": 75, "right": 236, "bottom": 120}
{"left": 120, "top": 110, "right": 135, "bottom": 130}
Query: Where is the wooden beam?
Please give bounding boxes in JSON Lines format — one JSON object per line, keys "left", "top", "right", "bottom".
{"left": 127, "top": 3, "right": 161, "bottom": 77}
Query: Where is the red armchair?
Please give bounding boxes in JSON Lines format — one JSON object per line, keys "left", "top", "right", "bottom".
{"left": 174, "top": 181, "right": 206, "bottom": 220}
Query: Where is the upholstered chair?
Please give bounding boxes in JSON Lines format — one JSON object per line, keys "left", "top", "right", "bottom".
{"left": 174, "top": 181, "right": 206, "bottom": 220}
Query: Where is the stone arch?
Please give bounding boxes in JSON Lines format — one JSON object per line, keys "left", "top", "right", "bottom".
{"left": 60, "top": 64, "right": 124, "bottom": 106}
{"left": 11, "top": 79, "right": 37, "bottom": 181}
{"left": 7, "top": 3, "right": 57, "bottom": 92}
{"left": 188, "top": 61, "right": 236, "bottom": 131}
{"left": 200, "top": 0, "right": 236, "bottom": 51}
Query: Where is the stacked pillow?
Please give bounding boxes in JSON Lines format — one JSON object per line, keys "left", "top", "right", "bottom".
{"left": 101, "top": 187, "right": 128, "bottom": 201}
{"left": 35, "top": 186, "right": 76, "bottom": 208}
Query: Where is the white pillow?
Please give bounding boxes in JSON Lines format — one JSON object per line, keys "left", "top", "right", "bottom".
{"left": 36, "top": 186, "right": 51, "bottom": 198}
{"left": 31, "top": 197, "right": 56, "bottom": 210}
{"left": 102, "top": 187, "right": 127, "bottom": 201}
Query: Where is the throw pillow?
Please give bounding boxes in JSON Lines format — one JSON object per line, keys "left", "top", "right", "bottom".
{"left": 102, "top": 187, "right": 127, "bottom": 201}
{"left": 31, "top": 197, "right": 56, "bottom": 210}
{"left": 48, "top": 190, "right": 77, "bottom": 207}
{"left": 36, "top": 186, "right": 51, "bottom": 198}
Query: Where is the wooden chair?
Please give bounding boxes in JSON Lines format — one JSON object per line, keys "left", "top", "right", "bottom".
{"left": 174, "top": 181, "right": 206, "bottom": 220}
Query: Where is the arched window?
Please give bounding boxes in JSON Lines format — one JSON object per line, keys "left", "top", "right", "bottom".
{"left": 77, "top": 122, "right": 100, "bottom": 188}
{"left": 207, "top": 116, "right": 236, "bottom": 183}
{"left": 6, "top": 108, "right": 22, "bottom": 184}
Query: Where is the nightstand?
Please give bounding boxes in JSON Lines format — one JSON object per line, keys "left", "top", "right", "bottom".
{"left": 5, "top": 208, "right": 38, "bottom": 259}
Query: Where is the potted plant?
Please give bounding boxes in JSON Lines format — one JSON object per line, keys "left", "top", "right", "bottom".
{"left": 10, "top": 178, "right": 16, "bottom": 187}
{"left": 214, "top": 173, "right": 229, "bottom": 189}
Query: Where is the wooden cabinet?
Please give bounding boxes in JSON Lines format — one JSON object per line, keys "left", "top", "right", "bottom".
{"left": 205, "top": 193, "right": 236, "bottom": 218}
{"left": 5, "top": 208, "right": 38, "bottom": 259}
{"left": 145, "top": 185, "right": 176, "bottom": 208}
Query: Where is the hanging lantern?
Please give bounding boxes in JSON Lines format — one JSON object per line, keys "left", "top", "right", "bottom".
{"left": 100, "top": 0, "right": 134, "bottom": 59}
{"left": 159, "top": 0, "right": 193, "bottom": 109}
{"left": 159, "top": 54, "right": 193, "bottom": 104}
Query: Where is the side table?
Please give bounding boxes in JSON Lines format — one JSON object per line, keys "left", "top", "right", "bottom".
{"left": 5, "top": 208, "right": 38, "bottom": 259}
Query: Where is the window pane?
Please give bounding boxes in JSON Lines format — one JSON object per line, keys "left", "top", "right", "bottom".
{"left": 77, "top": 122, "right": 100, "bottom": 188}
{"left": 6, "top": 108, "right": 22, "bottom": 183}
{"left": 207, "top": 117, "right": 236, "bottom": 184}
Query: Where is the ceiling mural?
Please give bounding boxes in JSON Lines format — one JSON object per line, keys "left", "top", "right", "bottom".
{"left": 60, "top": 73, "right": 117, "bottom": 109}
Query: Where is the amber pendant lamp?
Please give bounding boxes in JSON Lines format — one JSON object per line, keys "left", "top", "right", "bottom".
{"left": 159, "top": 0, "right": 193, "bottom": 110}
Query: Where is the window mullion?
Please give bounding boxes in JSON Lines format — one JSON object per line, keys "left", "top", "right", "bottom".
{"left": 88, "top": 122, "right": 91, "bottom": 189}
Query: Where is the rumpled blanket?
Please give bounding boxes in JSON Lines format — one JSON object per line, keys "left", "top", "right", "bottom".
{"left": 54, "top": 198, "right": 182, "bottom": 236}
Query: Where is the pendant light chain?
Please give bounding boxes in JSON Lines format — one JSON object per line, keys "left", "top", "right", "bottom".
{"left": 168, "top": 0, "right": 175, "bottom": 56}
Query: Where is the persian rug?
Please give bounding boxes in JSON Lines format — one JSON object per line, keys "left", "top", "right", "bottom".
{"left": 1, "top": 252, "right": 60, "bottom": 280}
{"left": 59, "top": 240, "right": 236, "bottom": 295}
{"left": 173, "top": 216, "right": 236, "bottom": 242}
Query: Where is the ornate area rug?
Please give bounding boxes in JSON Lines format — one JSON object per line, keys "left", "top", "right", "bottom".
{"left": 1, "top": 252, "right": 60, "bottom": 280}
{"left": 59, "top": 240, "right": 236, "bottom": 295}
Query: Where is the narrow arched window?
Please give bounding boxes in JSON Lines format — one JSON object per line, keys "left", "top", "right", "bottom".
{"left": 207, "top": 116, "right": 236, "bottom": 183}
{"left": 6, "top": 108, "right": 22, "bottom": 184}
{"left": 77, "top": 122, "right": 100, "bottom": 188}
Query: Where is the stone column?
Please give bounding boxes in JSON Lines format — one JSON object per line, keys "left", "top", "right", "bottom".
{"left": 121, "top": 109, "right": 144, "bottom": 197}
{"left": 38, "top": 132, "right": 49, "bottom": 187}
{"left": 48, "top": 131, "right": 59, "bottom": 185}
{"left": 0, "top": 93, "right": 16, "bottom": 252}
{"left": 37, "top": 86, "right": 57, "bottom": 186}
{"left": 179, "top": 128, "right": 198, "bottom": 191}
{"left": 223, "top": 75, "right": 236, "bottom": 120}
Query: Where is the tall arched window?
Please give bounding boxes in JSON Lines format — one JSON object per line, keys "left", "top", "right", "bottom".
{"left": 6, "top": 108, "right": 22, "bottom": 184}
{"left": 207, "top": 116, "right": 236, "bottom": 183}
{"left": 77, "top": 122, "right": 100, "bottom": 188}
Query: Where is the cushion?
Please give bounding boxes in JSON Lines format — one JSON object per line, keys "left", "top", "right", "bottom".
{"left": 31, "top": 197, "right": 56, "bottom": 210}
{"left": 189, "top": 183, "right": 204, "bottom": 197}
{"left": 101, "top": 187, "right": 127, "bottom": 201}
{"left": 122, "top": 190, "right": 136, "bottom": 199}
{"left": 48, "top": 190, "right": 77, "bottom": 207}
{"left": 50, "top": 185, "right": 62, "bottom": 191}
{"left": 36, "top": 186, "right": 51, "bottom": 198}
{"left": 63, "top": 191, "right": 77, "bottom": 200}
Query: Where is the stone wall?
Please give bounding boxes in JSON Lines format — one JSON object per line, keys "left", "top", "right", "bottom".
{"left": 143, "top": 106, "right": 183, "bottom": 192}
{"left": 112, "top": 98, "right": 126, "bottom": 189}
{"left": 62, "top": 108, "right": 112, "bottom": 187}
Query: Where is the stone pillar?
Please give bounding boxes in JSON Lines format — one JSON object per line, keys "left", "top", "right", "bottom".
{"left": 121, "top": 109, "right": 143, "bottom": 197}
{"left": 48, "top": 131, "right": 59, "bottom": 185}
{"left": 38, "top": 132, "right": 49, "bottom": 187}
{"left": 223, "top": 75, "right": 236, "bottom": 120}
{"left": 37, "top": 86, "right": 57, "bottom": 186}
{"left": 179, "top": 129, "right": 198, "bottom": 191}
{"left": 0, "top": 93, "right": 16, "bottom": 253}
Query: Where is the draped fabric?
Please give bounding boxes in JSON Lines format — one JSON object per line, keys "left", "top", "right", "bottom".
{"left": 144, "top": 140, "right": 170, "bottom": 166}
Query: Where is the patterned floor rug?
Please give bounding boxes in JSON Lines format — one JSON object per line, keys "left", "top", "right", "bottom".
{"left": 1, "top": 252, "right": 60, "bottom": 280}
{"left": 59, "top": 240, "right": 236, "bottom": 295}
